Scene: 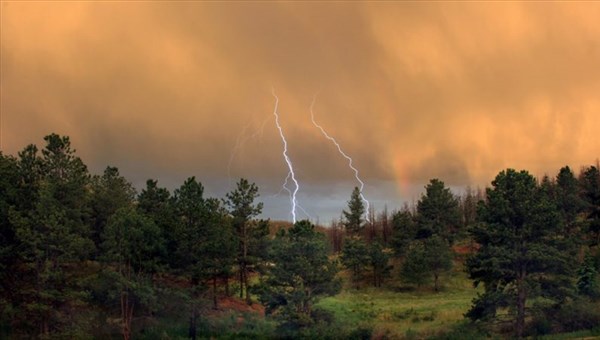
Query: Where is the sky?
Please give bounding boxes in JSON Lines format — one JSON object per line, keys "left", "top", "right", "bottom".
{"left": 2, "top": 2, "right": 600, "bottom": 222}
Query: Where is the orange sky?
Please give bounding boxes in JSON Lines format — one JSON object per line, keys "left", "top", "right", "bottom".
{"left": 2, "top": 2, "right": 600, "bottom": 221}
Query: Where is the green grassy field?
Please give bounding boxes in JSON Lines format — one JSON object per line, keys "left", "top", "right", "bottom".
{"left": 316, "top": 262, "right": 481, "bottom": 339}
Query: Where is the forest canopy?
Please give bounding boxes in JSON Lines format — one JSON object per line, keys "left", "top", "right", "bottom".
{"left": 1, "top": 134, "right": 600, "bottom": 339}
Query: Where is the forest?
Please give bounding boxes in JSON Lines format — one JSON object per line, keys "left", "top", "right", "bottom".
{"left": 1, "top": 133, "right": 600, "bottom": 339}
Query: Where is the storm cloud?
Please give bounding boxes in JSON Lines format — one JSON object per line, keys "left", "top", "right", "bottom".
{"left": 2, "top": 2, "right": 600, "bottom": 220}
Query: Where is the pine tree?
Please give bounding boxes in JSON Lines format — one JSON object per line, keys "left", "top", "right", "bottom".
{"left": 391, "top": 208, "right": 417, "bottom": 257}
{"left": 225, "top": 178, "right": 263, "bottom": 304}
{"left": 341, "top": 237, "right": 370, "bottom": 288}
{"left": 257, "top": 220, "right": 340, "bottom": 329}
{"left": 101, "top": 208, "right": 164, "bottom": 340}
{"left": 466, "top": 169, "right": 575, "bottom": 338}
{"left": 416, "top": 179, "right": 460, "bottom": 243}
{"left": 89, "top": 166, "right": 136, "bottom": 251}
{"left": 369, "top": 241, "right": 392, "bottom": 287}
{"left": 343, "top": 187, "right": 365, "bottom": 236}
{"left": 9, "top": 134, "right": 94, "bottom": 336}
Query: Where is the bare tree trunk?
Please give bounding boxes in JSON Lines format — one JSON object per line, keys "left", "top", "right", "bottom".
{"left": 213, "top": 276, "right": 218, "bottom": 309}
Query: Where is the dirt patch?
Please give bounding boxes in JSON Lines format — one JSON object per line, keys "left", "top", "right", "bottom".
{"left": 212, "top": 296, "right": 265, "bottom": 317}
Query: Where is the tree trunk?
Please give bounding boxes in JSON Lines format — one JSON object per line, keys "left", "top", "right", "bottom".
{"left": 225, "top": 273, "right": 230, "bottom": 297}
{"left": 212, "top": 276, "right": 218, "bottom": 309}
{"left": 188, "top": 305, "right": 197, "bottom": 340}
{"left": 243, "top": 222, "right": 251, "bottom": 305}
{"left": 434, "top": 273, "right": 439, "bottom": 292}
{"left": 373, "top": 269, "right": 377, "bottom": 287}
{"left": 516, "top": 270, "right": 526, "bottom": 338}
{"left": 239, "top": 264, "right": 244, "bottom": 299}
{"left": 121, "top": 292, "right": 133, "bottom": 340}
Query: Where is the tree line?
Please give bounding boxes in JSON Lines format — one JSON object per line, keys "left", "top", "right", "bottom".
{"left": 330, "top": 165, "right": 600, "bottom": 337}
{"left": 1, "top": 133, "right": 600, "bottom": 338}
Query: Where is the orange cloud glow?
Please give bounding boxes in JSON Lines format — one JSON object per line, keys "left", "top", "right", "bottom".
{"left": 3, "top": 2, "right": 600, "bottom": 220}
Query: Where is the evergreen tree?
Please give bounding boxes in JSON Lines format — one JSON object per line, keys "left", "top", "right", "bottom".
{"left": 89, "top": 166, "right": 136, "bottom": 251}
{"left": 400, "top": 242, "right": 429, "bottom": 287}
{"left": 369, "top": 241, "right": 392, "bottom": 287}
{"left": 225, "top": 178, "right": 263, "bottom": 304}
{"left": 343, "top": 187, "right": 365, "bottom": 236}
{"left": 556, "top": 166, "right": 585, "bottom": 234}
{"left": 257, "top": 220, "right": 340, "bottom": 329}
{"left": 391, "top": 208, "right": 417, "bottom": 257}
{"left": 577, "top": 253, "right": 599, "bottom": 299}
{"left": 416, "top": 179, "right": 460, "bottom": 243}
{"left": 9, "top": 134, "right": 94, "bottom": 337}
{"left": 340, "top": 187, "right": 370, "bottom": 287}
{"left": 340, "top": 237, "right": 370, "bottom": 288}
{"left": 101, "top": 207, "right": 164, "bottom": 340}
{"left": 0, "top": 153, "right": 19, "bottom": 326}
{"left": 422, "top": 235, "right": 453, "bottom": 292}
{"left": 400, "top": 236, "right": 452, "bottom": 291}
{"left": 200, "top": 198, "right": 236, "bottom": 310}
{"left": 466, "top": 169, "right": 575, "bottom": 338}
{"left": 172, "top": 177, "right": 208, "bottom": 339}
{"left": 579, "top": 166, "right": 600, "bottom": 246}
{"left": 137, "top": 179, "right": 176, "bottom": 267}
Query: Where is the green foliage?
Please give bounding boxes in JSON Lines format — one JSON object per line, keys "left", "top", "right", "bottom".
{"left": 580, "top": 165, "right": 600, "bottom": 246}
{"left": 101, "top": 207, "right": 165, "bottom": 339}
{"left": 225, "top": 178, "right": 263, "bottom": 227}
{"left": 257, "top": 220, "right": 341, "bottom": 329}
{"left": 401, "top": 236, "right": 453, "bottom": 291}
{"left": 532, "top": 298, "right": 600, "bottom": 334}
{"left": 102, "top": 207, "right": 164, "bottom": 274}
{"left": 225, "top": 178, "right": 264, "bottom": 303}
{"left": 391, "top": 208, "right": 416, "bottom": 257}
{"left": 429, "top": 321, "right": 491, "bottom": 340}
{"left": 556, "top": 166, "right": 585, "bottom": 230}
{"left": 466, "top": 169, "right": 576, "bottom": 337}
{"left": 0, "top": 152, "right": 19, "bottom": 312}
{"left": 423, "top": 236, "right": 453, "bottom": 292}
{"left": 89, "top": 166, "right": 136, "bottom": 251}
{"left": 400, "top": 242, "right": 430, "bottom": 287}
{"left": 137, "top": 179, "right": 176, "bottom": 268}
{"left": 343, "top": 187, "right": 365, "bottom": 235}
{"left": 4, "top": 134, "right": 600, "bottom": 339}
{"left": 341, "top": 237, "right": 370, "bottom": 287}
{"left": 577, "top": 253, "right": 599, "bottom": 298}
{"left": 6, "top": 134, "right": 95, "bottom": 337}
{"left": 369, "top": 241, "right": 392, "bottom": 287}
{"left": 416, "top": 179, "right": 460, "bottom": 243}
{"left": 172, "top": 177, "right": 208, "bottom": 277}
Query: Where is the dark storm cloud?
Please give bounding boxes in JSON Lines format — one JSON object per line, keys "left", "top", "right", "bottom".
{"left": 3, "top": 2, "right": 600, "bottom": 220}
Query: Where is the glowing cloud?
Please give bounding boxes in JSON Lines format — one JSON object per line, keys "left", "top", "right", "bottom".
{"left": 310, "top": 94, "right": 371, "bottom": 222}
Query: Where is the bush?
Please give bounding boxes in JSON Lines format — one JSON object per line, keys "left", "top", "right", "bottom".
{"left": 548, "top": 299, "right": 600, "bottom": 333}
{"left": 428, "top": 321, "right": 490, "bottom": 340}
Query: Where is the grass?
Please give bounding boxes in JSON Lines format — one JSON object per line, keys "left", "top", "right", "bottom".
{"left": 537, "top": 328, "right": 600, "bottom": 340}
{"left": 316, "top": 262, "right": 480, "bottom": 339}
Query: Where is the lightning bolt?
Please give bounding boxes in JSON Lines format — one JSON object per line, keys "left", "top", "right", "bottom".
{"left": 273, "top": 171, "right": 312, "bottom": 220}
{"left": 310, "top": 95, "right": 371, "bottom": 223}
{"left": 272, "top": 89, "right": 299, "bottom": 223}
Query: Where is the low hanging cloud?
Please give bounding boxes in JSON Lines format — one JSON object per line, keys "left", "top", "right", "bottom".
{"left": 2, "top": 2, "right": 600, "bottom": 219}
